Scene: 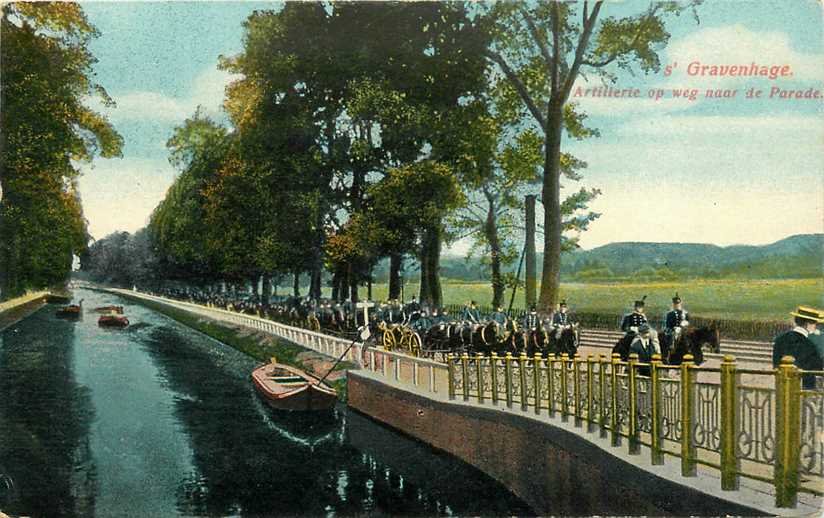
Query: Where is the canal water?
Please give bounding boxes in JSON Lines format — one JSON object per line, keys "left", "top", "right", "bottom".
{"left": 0, "top": 289, "right": 532, "bottom": 517}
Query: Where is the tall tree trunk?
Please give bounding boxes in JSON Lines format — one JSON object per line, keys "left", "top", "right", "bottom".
{"left": 539, "top": 105, "right": 564, "bottom": 311}
{"left": 310, "top": 268, "right": 321, "bottom": 300}
{"left": 420, "top": 225, "right": 443, "bottom": 307}
{"left": 330, "top": 270, "right": 339, "bottom": 301}
{"left": 250, "top": 275, "right": 260, "bottom": 303}
{"left": 349, "top": 263, "right": 358, "bottom": 304}
{"left": 418, "top": 249, "right": 429, "bottom": 305}
{"left": 388, "top": 252, "right": 402, "bottom": 300}
{"left": 292, "top": 270, "right": 301, "bottom": 298}
{"left": 428, "top": 226, "right": 443, "bottom": 308}
{"left": 367, "top": 272, "right": 372, "bottom": 300}
{"left": 525, "top": 194, "right": 537, "bottom": 307}
{"left": 485, "top": 202, "right": 504, "bottom": 308}
{"left": 261, "top": 274, "right": 271, "bottom": 307}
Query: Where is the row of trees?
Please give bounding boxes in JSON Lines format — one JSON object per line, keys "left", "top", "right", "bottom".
{"left": 91, "top": 1, "right": 698, "bottom": 310}
{"left": 0, "top": 3, "right": 122, "bottom": 299}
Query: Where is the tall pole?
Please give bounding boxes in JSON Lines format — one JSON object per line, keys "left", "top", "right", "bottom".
{"left": 525, "top": 194, "right": 537, "bottom": 308}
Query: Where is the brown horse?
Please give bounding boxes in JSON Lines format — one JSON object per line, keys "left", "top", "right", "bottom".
{"left": 666, "top": 326, "right": 720, "bottom": 365}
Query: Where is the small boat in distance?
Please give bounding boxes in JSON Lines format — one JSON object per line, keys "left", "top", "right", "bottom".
{"left": 56, "top": 299, "right": 83, "bottom": 319}
{"left": 98, "top": 314, "right": 129, "bottom": 328}
{"left": 252, "top": 359, "right": 338, "bottom": 411}
{"left": 94, "top": 305, "right": 124, "bottom": 314}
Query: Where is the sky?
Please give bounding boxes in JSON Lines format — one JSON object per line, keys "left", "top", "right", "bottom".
{"left": 74, "top": 0, "right": 824, "bottom": 252}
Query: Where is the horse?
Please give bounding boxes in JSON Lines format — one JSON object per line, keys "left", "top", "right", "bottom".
{"left": 549, "top": 325, "right": 579, "bottom": 358}
{"left": 612, "top": 332, "right": 636, "bottom": 362}
{"left": 525, "top": 328, "right": 550, "bottom": 358}
{"left": 667, "top": 326, "right": 720, "bottom": 365}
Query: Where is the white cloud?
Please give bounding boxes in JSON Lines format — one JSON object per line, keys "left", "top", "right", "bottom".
{"left": 87, "top": 66, "right": 242, "bottom": 124}
{"left": 664, "top": 24, "right": 824, "bottom": 87}
{"left": 76, "top": 158, "right": 177, "bottom": 241}
{"left": 616, "top": 114, "right": 824, "bottom": 139}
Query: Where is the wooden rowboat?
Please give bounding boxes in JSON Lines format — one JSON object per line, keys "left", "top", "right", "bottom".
{"left": 56, "top": 305, "right": 82, "bottom": 319}
{"left": 98, "top": 315, "right": 129, "bottom": 328}
{"left": 251, "top": 361, "right": 338, "bottom": 411}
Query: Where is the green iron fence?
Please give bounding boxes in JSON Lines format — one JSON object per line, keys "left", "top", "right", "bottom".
{"left": 446, "top": 352, "right": 823, "bottom": 508}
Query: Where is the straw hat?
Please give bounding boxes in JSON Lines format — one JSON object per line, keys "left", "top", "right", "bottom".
{"left": 790, "top": 306, "right": 824, "bottom": 323}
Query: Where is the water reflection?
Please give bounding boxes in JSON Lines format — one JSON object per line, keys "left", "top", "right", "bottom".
{"left": 138, "top": 323, "right": 531, "bottom": 516}
{"left": 0, "top": 308, "right": 97, "bottom": 517}
{"left": 0, "top": 288, "right": 530, "bottom": 516}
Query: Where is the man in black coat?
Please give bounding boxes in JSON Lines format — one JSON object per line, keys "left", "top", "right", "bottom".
{"left": 773, "top": 306, "right": 824, "bottom": 389}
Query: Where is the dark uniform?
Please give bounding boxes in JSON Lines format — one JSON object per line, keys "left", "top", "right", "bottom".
{"left": 462, "top": 304, "right": 481, "bottom": 323}
{"left": 621, "top": 311, "right": 648, "bottom": 334}
{"left": 773, "top": 329, "right": 823, "bottom": 389}
{"left": 552, "top": 311, "right": 571, "bottom": 327}
{"left": 490, "top": 309, "right": 508, "bottom": 326}
{"left": 523, "top": 311, "right": 540, "bottom": 330}
{"left": 665, "top": 308, "right": 689, "bottom": 333}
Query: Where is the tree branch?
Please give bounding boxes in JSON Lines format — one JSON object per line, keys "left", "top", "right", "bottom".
{"left": 560, "top": 0, "right": 604, "bottom": 100}
{"left": 580, "top": 3, "right": 662, "bottom": 69}
{"left": 520, "top": 7, "right": 554, "bottom": 77}
{"left": 485, "top": 50, "right": 547, "bottom": 130}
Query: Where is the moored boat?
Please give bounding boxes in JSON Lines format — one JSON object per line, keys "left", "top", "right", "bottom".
{"left": 55, "top": 299, "right": 83, "bottom": 319}
{"left": 252, "top": 360, "right": 338, "bottom": 411}
{"left": 94, "top": 305, "right": 124, "bottom": 314}
{"left": 98, "top": 314, "right": 129, "bottom": 328}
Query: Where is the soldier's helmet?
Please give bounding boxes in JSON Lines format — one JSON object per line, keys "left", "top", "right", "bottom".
{"left": 672, "top": 293, "right": 682, "bottom": 304}
{"left": 634, "top": 295, "right": 647, "bottom": 309}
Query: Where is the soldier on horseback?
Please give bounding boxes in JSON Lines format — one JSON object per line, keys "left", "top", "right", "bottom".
{"left": 523, "top": 304, "right": 540, "bottom": 330}
{"left": 490, "top": 305, "right": 509, "bottom": 326}
{"left": 617, "top": 296, "right": 659, "bottom": 359}
{"left": 662, "top": 293, "right": 689, "bottom": 360}
{"left": 551, "top": 300, "right": 575, "bottom": 339}
{"left": 462, "top": 300, "right": 481, "bottom": 323}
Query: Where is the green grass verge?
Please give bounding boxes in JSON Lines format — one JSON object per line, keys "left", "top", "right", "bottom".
{"left": 124, "top": 294, "right": 353, "bottom": 401}
{"left": 365, "top": 278, "right": 823, "bottom": 322}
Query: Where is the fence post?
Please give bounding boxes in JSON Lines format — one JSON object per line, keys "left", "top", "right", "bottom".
{"left": 680, "top": 354, "right": 697, "bottom": 477}
{"left": 476, "top": 353, "right": 485, "bottom": 404}
{"left": 650, "top": 354, "right": 664, "bottom": 465}
{"left": 573, "top": 354, "right": 583, "bottom": 427}
{"left": 505, "top": 353, "right": 514, "bottom": 409}
{"left": 519, "top": 352, "right": 529, "bottom": 411}
{"left": 774, "top": 356, "right": 801, "bottom": 508}
{"left": 627, "top": 353, "right": 640, "bottom": 455}
{"left": 533, "top": 353, "right": 542, "bottom": 414}
{"left": 490, "top": 352, "right": 499, "bottom": 405}
{"left": 547, "top": 356, "right": 556, "bottom": 417}
{"left": 720, "top": 355, "right": 739, "bottom": 490}
{"left": 610, "top": 353, "right": 621, "bottom": 446}
{"left": 559, "top": 353, "right": 570, "bottom": 421}
{"left": 461, "top": 353, "right": 470, "bottom": 401}
{"left": 586, "top": 354, "right": 595, "bottom": 433}
{"left": 599, "top": 354, "right": 608, "bottom": 438}
{"left": 447, "top": 354, "right": 456, "bottom": 400}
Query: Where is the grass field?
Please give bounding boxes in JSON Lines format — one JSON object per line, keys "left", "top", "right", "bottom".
{"left": 363, "top": 278, "right": 823, "bottom": 322}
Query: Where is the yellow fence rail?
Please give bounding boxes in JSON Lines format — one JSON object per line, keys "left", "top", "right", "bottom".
{"left": 446, "top": 351, "right": 823, "bottom": 508}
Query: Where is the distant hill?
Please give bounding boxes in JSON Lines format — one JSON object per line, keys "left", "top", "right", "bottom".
{"left": 374, "top": 234, "right": 823, "bottom": 282}
{"left": 563, "top": 234, "right": 823, "bottom": 280}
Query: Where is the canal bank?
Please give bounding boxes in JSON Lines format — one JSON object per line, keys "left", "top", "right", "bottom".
{"left": 96, "top": 288, "right": 354, "bottom": 398}
{"left": 1, "top": 287, "right": 532, "bottom": 516}
{"left": 0, "top": 291, "right": 49, "bottom": 332}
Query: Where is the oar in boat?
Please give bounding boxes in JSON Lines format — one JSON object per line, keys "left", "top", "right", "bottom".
{"left": 316, "top": 325, "right": 371, "bottom": 387}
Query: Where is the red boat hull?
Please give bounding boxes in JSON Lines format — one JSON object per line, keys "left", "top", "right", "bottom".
{"left": 252, "top": 364, "right": 338, "bottom": 411}
{"left": 98, "top": 315, "right": 129, "bottom": 328}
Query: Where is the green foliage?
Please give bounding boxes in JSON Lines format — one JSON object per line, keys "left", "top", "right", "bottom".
{"left": 0, "top": 2, "right": 122, "bottom": 299}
